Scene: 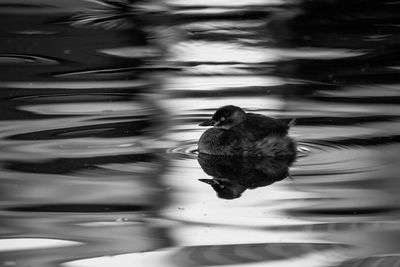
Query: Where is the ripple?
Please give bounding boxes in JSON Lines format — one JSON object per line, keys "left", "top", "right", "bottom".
{"left": 167, "top": 0, "right": 286, "bottom": 6}
{"left": 7, "top": 120, "right": 153, "bottom": 140}
{"left": 171, "top": 41, "right": 365, "bottom": 64}
{"left": 0, "top": 80, "right": 149, "bottom": 89}
{"left": 298, "top": 140, "right": 341, "bottom": 154}
{"left": 7, "top": 204, "right": 149, "bottom": 213}
{"left": 164, "top": 75, "right": 285, "bottom": 91}
{"left": 54, "top": 67, "right": 139, "bottom": 78}
{"left": 69, "top": 2, "right": 136, "bottom": 30}
{"left": 168, "top": 140, "right": 309, "bottom": 160}
{"left": 12, "top": 93, "right": 132, "bottom": 103}
{"left": 293, "top": 140, "right": 384, "bottom": 175}
{"left": 171, "top": 242, "right": 349, "bottom": 266}
{"left": 18, "top": 102, "right": 146, "bottom": 115}
{"left": 1, "top": 138, "right": 151, "bottom": 161}
{"left": 171, "top": 41, "right": 280, "bottom": 63}
{"left": 337, "top": 255, "right": 400, "bottom": 267}
{"left": 0, "top": 238, "right": 81, "bottom": 252}
{"left": 0, "top": 54, "right": 59, "bottom": 65}
{"left": 100, "top": 46, "right": 161, "bottom": 58}
{"left": 13, "top": 30, "right": 58, "bottom": 35}
{"left": 296, "top": 144, "right": 311, "bottom": 157}
{"left": 166, "top": 141, "right": 199, "bottom": 159}
{"left": 266, "top": 221, "right": 398, "bottom": 232}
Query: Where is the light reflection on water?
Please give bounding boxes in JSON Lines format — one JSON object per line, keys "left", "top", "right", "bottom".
{"left": 1, "top": 0, "right": 400, "bottom": 267}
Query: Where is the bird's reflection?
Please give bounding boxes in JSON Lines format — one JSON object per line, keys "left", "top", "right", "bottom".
{"left": 198, "top": 153, "right": 296, "bottom": 199}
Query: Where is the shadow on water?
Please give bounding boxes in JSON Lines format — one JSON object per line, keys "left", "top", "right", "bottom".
{"left": 198, "top": 154, "right": 295, "bottom": 199}
{"left": 1, "top": 0, "right": 400, "bottom": 266}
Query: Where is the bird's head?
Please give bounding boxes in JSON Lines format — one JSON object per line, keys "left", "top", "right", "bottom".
{"left": 199, "top": 105, "right": 246, "bottom": 130}
{"left": 199, "top": 178, "right": 246, "bottom": 199}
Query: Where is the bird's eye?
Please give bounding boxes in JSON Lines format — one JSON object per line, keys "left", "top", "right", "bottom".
{"left": 220, "top": 116, "right": 225, "bottom": 121}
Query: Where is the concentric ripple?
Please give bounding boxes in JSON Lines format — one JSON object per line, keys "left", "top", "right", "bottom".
{"left": 168, "top": 140, "right": 310, "bottom": 159}
{"left": 166, "top": 140, "right": 199, "bottom": 159}
{"left": 292, "top": 140, "right": 387, "bottom": 176}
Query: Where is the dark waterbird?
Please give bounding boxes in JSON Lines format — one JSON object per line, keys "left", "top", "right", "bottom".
{"left": 197, "top": 106, "right": 297, "bottom": 199}
{"left": 198, "top": 105, "right": 296, "bottom": 157}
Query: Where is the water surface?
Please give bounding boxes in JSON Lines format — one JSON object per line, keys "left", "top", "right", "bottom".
{"left": 1, "top": 0, "right": 400, "bottom": 266}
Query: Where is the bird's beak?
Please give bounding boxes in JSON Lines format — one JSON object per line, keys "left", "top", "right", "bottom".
{"left": 199, "top": 178, "right": 218, "bottom": 185}
{"left": 199, "top": 120, "right": 217, "bottom": 126}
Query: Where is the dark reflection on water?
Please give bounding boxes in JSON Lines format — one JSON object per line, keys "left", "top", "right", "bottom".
{"left": 198, "top": 154, "right": 295, "bottom": 199}
{"left": 1, "top": 0, "right": 400, "bottom": 266}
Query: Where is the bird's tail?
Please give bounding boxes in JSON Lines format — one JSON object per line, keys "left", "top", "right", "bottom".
{"left": 288, "top": 118, "right": 296, "bottom": 128}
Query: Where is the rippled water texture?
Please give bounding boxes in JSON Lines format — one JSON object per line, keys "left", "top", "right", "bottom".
{"left": 1, "top": 0, "right": 400, "bottom": 266}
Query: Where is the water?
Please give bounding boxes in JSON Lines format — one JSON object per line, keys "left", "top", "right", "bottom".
{"left": 1, "top": 0, "right": 400, "bottom": 266}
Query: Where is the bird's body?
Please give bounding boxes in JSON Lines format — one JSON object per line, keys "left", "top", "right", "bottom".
{"left": 229, "top": 112, "right": 290, "bottom": 139}
{"left": 198, "top": 105, "right": 296, "bottom": 157}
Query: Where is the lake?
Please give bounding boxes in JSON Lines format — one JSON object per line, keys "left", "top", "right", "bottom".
{"left": 1, "top": 0, "right": 400, "bottom": 266}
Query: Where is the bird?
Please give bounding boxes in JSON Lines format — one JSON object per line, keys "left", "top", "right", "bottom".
{"left": 198, "top": 105, "right": 296, "bottom": 157}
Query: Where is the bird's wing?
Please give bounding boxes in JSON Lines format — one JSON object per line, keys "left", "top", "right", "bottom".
{"left": 219, "top": 129, "right": 242, "bottom": 146}
{"left": 243, "top": 113, "right": 289, "bottom": 138}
